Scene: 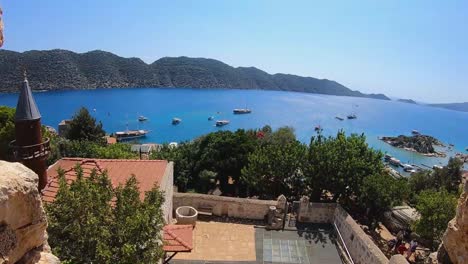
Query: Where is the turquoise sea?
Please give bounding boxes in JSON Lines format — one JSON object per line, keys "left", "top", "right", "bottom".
{"left": 1, "top": 88, "right": 467, "bottom": 171}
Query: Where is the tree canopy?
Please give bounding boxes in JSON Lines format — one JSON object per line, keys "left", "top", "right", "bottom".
{"left": 46, "top": 166, "right": 165, "bottom": 264}
{"left": 304, "top": 130, "right": 384, "bottom": 203}
{"left": 0, "top": 106, "right": 15, "bottom": 160}
{"left": 413, "top": 189, "right": 457, "bottom": 250}
{"left": 67, "top": 107, "right": 105, "bottom": 142}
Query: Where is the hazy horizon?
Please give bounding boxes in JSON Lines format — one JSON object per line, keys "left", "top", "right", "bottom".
{"left": 1, "top": 0, "right": 467, "bottom": 103}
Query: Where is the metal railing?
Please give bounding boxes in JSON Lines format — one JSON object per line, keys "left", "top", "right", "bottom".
{"left": 334, "top": 221, "right": 355, "bottom": 264}
{"left": 9, "top": 138, "right": 51, "bottom": 160}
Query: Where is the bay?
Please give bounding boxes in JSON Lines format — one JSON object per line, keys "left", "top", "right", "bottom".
{"left": 1, "top": 87, "right": 467, "bottom": 170}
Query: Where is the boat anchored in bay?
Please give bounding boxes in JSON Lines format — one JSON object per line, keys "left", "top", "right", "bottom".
{"left": 172, "top": 118, "right": 182, "bottom": 125}
{"left": 233, "top": 108, "right": 252, "bottom": 114}
{"left": 215, "top": 120, "right": 230, "bottom": 127}
{"left": 115, "top": 129, "right": 149, "bottom": 142}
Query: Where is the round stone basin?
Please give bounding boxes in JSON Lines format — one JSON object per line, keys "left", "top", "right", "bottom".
{"left": 176, "top": 206, "right": 198, "bottom": 226}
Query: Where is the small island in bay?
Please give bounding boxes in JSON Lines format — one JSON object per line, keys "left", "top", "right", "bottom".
{"left": 380, "top": 133, "right": 447, "bottom": 157}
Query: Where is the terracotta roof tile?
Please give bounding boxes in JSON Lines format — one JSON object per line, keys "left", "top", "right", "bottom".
{"left": 43, "top": 158, "right": 168, "bottom": 202}
{"left": 163, "top": 225, "right": 193, "bottom": 252}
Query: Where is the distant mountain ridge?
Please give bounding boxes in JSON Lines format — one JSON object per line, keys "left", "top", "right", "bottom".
{"left": 430, "top": 102, "right": 468, "bottom": 112}
{"left": 0, "top": 49, "right": 389, "bottom": 100}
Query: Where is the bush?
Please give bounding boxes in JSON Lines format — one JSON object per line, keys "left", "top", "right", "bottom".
{"left": 46, "top": 166, "right": 165, "bottom": 263}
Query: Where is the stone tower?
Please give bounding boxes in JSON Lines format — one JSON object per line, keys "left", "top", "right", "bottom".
{"left": 10, "top": 74, "right": 50, "bottom": 190}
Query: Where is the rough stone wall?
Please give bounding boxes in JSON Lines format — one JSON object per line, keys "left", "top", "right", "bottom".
{"left": 159, "top": 162, "right": 174, "bottom": 224}
{"left": 297, "top": 196, "right": 336, "bottom": 223}
{"left": 0, "top": 161, "right": 59, "bottom": 264}
{"left": 440, "top": 181, "right": 468, "bottom": 264}
{"left": 173, "top": 192, "right": 278, "bottom": 220}
{"left": 333, "top": 206, "right": 389, "bottom": 264}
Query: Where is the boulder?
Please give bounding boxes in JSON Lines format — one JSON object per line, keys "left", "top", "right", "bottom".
{"left": 0, "top": 161, "right": 59, "bottom": 264}
{"left": 439, "top": 181, "right": 468, "bottom": 263}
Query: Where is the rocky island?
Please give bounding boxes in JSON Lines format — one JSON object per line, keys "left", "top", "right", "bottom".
{"left": 380, "top": 134, "right": 446, "bottom": 157}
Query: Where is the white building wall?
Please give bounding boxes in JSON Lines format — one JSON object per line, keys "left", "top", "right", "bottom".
{"left": 159, "top": 161, "right": 174, "bottom": 224}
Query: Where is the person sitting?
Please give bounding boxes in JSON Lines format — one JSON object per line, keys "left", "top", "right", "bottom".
{"left": 397, "top": 243, "right": 407, "bottom": 255}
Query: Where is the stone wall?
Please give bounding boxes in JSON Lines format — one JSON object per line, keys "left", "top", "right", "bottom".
{"left": 333, "top": 206, "right": 389, "bottom": 264}
{"left": 296, "top": 198, "right": 398, "bottom": 264}
{"left": 297, "top": 196, "right": 336, "bottom": 223}
{"left": 439, "top": 180, "right": 468, "bottom": 264}
{"left": 160, "top": 162, "right": 174, "bottom": 224}
{"left": 173, "top": 192, "right": 278, "bottom": 220}
{"left": 0, "top": 161, "right": 59, "bottom": 264}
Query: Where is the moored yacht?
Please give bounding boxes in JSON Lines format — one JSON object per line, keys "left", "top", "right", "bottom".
{"left": 115, "top": 129, "right": 149, "bottom": 142}
{"left": 384, "top": 154, "right": 392, "bottom": 161}
{"left": 388, "top": 157, "right": 401, "bottom": 167}
{"left": 172, "top": 118, "right": 182, "bottom": 125}
{"left": 347, "top": 114, "right": 357, "bottom": 119}
{"left": 138, "top": 116, "right": 148, "bottom": 122}
{"left": 215, "top": 120, "right": 230, "bottom": 127}
{"left": 233, "top": 108, "right": 252, "bottom": 114}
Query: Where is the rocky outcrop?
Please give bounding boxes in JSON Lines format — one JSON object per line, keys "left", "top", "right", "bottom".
{"left": 380, "top": 134, "right": 445, "bottom": 156}
{"left": 439, "top": 181, "right": 468, "bottom": 264}
{"left": 0, "top": 161, "right": 59, "bottom": 264}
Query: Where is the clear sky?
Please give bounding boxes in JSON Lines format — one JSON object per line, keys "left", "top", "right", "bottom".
{"left": 1, "top": 0, "right": 467, "bottom": 103}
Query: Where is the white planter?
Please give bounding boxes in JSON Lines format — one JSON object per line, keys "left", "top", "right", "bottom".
{"left": 176, "top": 206, "right": 198, "bottom": 226}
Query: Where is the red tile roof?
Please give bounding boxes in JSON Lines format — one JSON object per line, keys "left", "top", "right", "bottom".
{"left": 43, "top": 158, "right": 168, "bottom": 202}
{"left": 163, "top": 225, "right": 193, "bottom": 252}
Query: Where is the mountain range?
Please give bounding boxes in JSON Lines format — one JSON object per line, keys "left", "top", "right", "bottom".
{"left": 1, "top": 49, "right": 467, "bottom": 112}
{"left": 0, "top": 49, "right": 389, "bottom": 100}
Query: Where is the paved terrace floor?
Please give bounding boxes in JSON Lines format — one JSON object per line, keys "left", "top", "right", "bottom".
{"left": 170, "top": 221, "right": 343, "bottom": 264}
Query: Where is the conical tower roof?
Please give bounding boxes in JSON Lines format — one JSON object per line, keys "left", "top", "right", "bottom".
{"left": 15, "top": 77, "right": 41, "bottom": 121}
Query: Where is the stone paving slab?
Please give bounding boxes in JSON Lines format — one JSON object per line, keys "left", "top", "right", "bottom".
{"left": 170, "top": 222, "right": 343, "bottom": 264}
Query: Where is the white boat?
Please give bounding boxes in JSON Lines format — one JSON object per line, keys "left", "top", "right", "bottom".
{"left": 138, "top": 116, "right": 148, "bottom": 122}
{"left": 347, "top": 114, "right": 357, "bottom": 119}
{"left": 208, "top": 116, "right": 214, "bottom": 121}
{"left": 412, "top": 130, "right": 421, "bottom": 135}
{"left": 389, "top": 157, "right": 401, "bottom": 167}
{"left": 215, "top": 120, "right": 230, "bottom": 127}
{"left": 115, "top": 129, "right": 149, "bottom": 141}
{"left": 233, "top": 108, "right": 252, "bottom": 114}
{"left": 402, "top": 164, "right": 415, "bottom": 172}
{"left": 172, "top": 118, "right": 182, "bottom": 125}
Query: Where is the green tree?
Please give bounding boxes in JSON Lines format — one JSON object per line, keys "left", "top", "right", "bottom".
{"left": 198, "top": 170, "right": 217, "bottom": 193}
{"left": 241, "top": 139, "right": 307, "bottom": 199}
{"left": 67, "top": 107, "right": 105, "bottom": 142}
{"left": 304, "top": 130, "right": 384, "bottom": 203}
{"left": 358, "top": 173, "right": 409, "bottom": 225}
{"left": 59, "top": 140, "right": 137, "bottom": 159}
{"left": 434, "top": 157, "right": 463, "bottom": 193}
{"left": 413, "top": 189, "right": 457, "bottom": 250}
{"left": 0, "top": 106, "right": 15, "bottom": 160}
{"left": 46, "top": 165, "right": 165, "bottom": 264}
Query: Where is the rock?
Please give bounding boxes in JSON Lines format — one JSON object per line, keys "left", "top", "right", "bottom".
{"left": 0, "top": 161, "right": 59, "bottom": 264}
{"left": 439, "top": 181, "right": 468, "bottom": 263}
{"left": 17, "top": 244, "right": 60, "bottom": 264}
{"left": 380, "top": 134, "right": 443, "bottom": 155}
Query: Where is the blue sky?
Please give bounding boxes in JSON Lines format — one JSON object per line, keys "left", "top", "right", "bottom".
{"left": 1, "top": 0, "right": 467, "bottom": 103}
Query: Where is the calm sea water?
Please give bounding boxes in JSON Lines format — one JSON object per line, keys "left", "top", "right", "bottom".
{"left": 1, "top": 87, "right": 467, "bottom": 170}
